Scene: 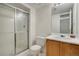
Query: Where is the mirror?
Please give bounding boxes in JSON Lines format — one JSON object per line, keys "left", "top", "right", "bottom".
{"left": 52, "top": 3, "right": 74, "bottom": 34}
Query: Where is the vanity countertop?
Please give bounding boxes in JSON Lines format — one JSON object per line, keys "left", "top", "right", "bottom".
{"left": 46, "top": 34, "right": 79, "bottom": 45}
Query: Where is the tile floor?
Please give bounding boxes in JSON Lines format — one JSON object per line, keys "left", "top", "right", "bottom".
{"left": 16, "top": 49, "right": 45, "bottom": 56}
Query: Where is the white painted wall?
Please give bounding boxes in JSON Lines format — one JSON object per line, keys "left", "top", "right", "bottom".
{"left": 29, "top": 9, "right": 36, "bottom": 47}
{"left": 35, "top": 4, "right": 52, "bottom": 37}
{"left": 52, "top": 14, "right": 60, "bottom": 33}
{"left": 73, "top": 3, "right": 79, "bottom": 35}
{"left": 73, "top": 4, "right": 77, "bottom": 34}
{"left": 77, "top": 4, "right": 79, "bottom": 36}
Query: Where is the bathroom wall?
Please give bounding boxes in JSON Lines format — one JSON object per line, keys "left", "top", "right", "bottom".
{"left": 52, "top": 14, "right": 60, "bottom": 33}
{"left": 36, "top": 4, "right": 52, "bottom": 37}
{"left": 73, "top": 3, "right": 79, "bottom": 35}
{"left": 77, "top": 4, "right": 79, "bottom": 35}
{"left": 73, "top": 3, "right": 78, "bottom": 34}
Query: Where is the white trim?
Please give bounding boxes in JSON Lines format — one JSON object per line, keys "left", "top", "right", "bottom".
{"left": 4, "top": 3, "right": 29, "bottom": 14}
{"left": 70, "top": 8, "right": 72, "bottom": 34}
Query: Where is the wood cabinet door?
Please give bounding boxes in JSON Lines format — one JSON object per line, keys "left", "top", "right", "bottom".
{"left": 70, "top": 44, "right": 79, "bottom": 56}
{"left": 60, "top": 42, "right": 71, "bottom": 56}
{"left": 60, "top": 42, "right": 79, "bottom": 56}
{"left": 46, "top": 39, "right": 60, "bottom": 56}
{"left": 46, "top": 39, "right": 79, "bottom": 56}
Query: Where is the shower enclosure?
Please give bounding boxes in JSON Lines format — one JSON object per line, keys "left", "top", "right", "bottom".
{"left": 0, "top": 4, "right": 29, "bottom": 55}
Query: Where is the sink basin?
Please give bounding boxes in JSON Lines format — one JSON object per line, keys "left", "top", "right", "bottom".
{"left": 51, "top": 33, "right": 69, "bottom": 39}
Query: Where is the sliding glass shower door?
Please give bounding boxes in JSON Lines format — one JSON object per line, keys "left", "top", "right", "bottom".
{"left": 0, "top": 4, "right": 15, "bottom": 55}
{"left": 0, "top": 4, "right": 29, "bottom": 55}
{"left": 15, "top": 9, "right": 29, "bottom": 54}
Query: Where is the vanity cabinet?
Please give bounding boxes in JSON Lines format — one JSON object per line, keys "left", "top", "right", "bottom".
{"left": 60, "top": 42, "right": 71, "bottom": 56}
{"left": 46, "top": 39, "right": 60, "bottom": 56}
{"left": 46, "top": 39, "right": 79, "bottom": 56}
{"left": 70, "top": 44, "right": 79, "bottom": 56}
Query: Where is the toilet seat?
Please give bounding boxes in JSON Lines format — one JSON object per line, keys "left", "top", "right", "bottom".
{"left": 30, "top": 45, "right": 41, "bottom": 51}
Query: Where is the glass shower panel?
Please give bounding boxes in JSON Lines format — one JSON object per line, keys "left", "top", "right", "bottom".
{"left": 15, "top": 9, "right": 29, "bottom": 54}
{"left": 0, "top": 4, "right": 15, "bottom": 55}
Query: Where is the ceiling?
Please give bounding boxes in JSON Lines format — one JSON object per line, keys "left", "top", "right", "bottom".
{"left": 25, "top": 3, "right": 74, "bottom": 14}
{"left": 27, "top": 3, "right": 50, "bottom": 9}
{"left": 52, "top": 3, "right": 74, "bottom": 14}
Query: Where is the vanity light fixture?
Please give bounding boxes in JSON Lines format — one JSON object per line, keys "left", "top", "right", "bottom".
{"left": 55, "top": 3, "right": 64, "bottom": 6}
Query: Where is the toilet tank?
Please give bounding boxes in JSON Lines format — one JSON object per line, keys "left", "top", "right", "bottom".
{"left": 35, "top": 36, "right": 46, "bottom": 47}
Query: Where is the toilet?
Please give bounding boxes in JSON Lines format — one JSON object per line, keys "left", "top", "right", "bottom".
{"left": 30, "top": 36, "right": 46, "bottom": 56}
{"left": 30, "top": 45, "right": 41, "bottom": 56}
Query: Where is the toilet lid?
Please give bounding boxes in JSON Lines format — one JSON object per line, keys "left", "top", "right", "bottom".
{"left": 30, "top": 45, "right": 41, "bottom": 51}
